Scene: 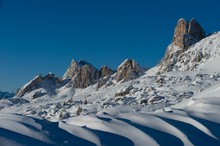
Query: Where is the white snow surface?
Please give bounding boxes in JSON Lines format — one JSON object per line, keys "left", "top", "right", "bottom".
{"left": 1, "top": 32, "right": 220, "bottom": 145}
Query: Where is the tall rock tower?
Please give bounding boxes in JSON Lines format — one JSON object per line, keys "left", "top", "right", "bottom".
{"left": 159, "top": 18, "right": 206, "bottom": 72}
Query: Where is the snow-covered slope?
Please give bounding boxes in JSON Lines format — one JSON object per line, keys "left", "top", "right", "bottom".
{"left": 158, "top": 32, "right": 220, "bottom": 73}
{"left": 1, "top": 82, "right": 220, "bottom": 146}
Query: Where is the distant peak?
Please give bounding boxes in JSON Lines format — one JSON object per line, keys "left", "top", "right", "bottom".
{"left": 118, "top": 58, "right": 134, "bottom": 69}
{"left": 116, "top": 59, "right": 143, "bottom": 82}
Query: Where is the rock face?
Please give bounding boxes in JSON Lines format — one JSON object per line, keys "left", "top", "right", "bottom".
{"left": 96, "top": 66, "right": 114, "bottom": 88}
{"left": 63, "top": 60, "right": 101, "bottom": 88}
{"left": 100, "top": 66, "right": 114, "bottom": 78}
{"left": 173, "top": 18, "right": 206, "bottom": 52}
{"left": 159, "top": 18, "right": 206, "bottom": 73}
{"left": 116, "top": 59, "right": 143, "bottom": 82}
{"left": 17, "top": 58, "right": 144, "bottom": 97}
{"left": 64, "top": 60, "right": 114, "bottom": 88}
{"left": 17, "top": 73, "right": 63, "bottom": 97}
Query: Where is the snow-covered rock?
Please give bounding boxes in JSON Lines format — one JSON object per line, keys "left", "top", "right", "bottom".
{"left": 159, "top": 32, "right": 220, "bottom": 73}
{"left": 16, "top": 73, "right": 63, "bottom": 98}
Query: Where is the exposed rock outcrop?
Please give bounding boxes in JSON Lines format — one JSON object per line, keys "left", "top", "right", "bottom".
{"left": 17, "top": 58, "right": 144, "bottom": 97}
{"left": 159, "top": 18, "right": 206, "bottom": 73}
{"left": 17, "top": 73, "right": 63, "bottom": 97}
{"left": 64, "top": 60, "right": 115, "bottom": 89}
{"left": 63, "top": 60, "right": 101, "bottom": 88}
{"left": 100, "top": 66, "right": 114, "bottom": 78}
{"left": 96, "top": 66, "right": 115, "bottom": 88}
{"left": 116, "top": 59, "right": 143, "bottom": 82}
{"left": 173, "top": 18, "right": 206, "bottom": 52}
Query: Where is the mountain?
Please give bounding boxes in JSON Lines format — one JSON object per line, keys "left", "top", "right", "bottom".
{"left": 63, "top": 59, "right": 103, "bottom": 88}
{"left": 16, "top": 73, "right": 63, "bottom": 99}
{"left": 116, "top": 59, "right": 144, "bottom": 82}
{"left": 159, "top": 18, "right": 206, "bottom": 73}
{"left": 1, "top": 18, "right": 220, "bottom": 146}
{"left": 161, "top": 32, "right": 220, "bottom": 72}
{"left": 16, "top": 59, "right": 144, "bottom": 98}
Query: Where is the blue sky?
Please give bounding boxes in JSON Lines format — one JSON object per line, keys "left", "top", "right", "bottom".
{"left": 0, "top": 0, "right": 220, "bottom": 91}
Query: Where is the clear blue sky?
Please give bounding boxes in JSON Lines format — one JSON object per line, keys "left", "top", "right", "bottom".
{"left": 0, "top": 0, "right": 219, "bottom": 91}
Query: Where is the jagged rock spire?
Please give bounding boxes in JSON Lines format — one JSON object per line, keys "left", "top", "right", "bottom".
{"left": 173, "top": 18, "right": 206, "bottom": 52}
{"left": 159, "top": 18, "right": 206, "bottom": 73}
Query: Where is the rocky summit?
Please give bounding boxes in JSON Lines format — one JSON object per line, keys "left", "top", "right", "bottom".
{"left": 16, "top": 73, "right": 63, "bottom": 98}
{"left": 159, "top": 18, "right": 206, "bottom": 73}
{"left": 116, "top": 59, "right": 143, "bottom": 82}
{"left": 63, "top": 59, "right": 102, "bottom": 88}
{"left": 15, "top": 58, "right": 144, "bottom": 98}
{"left": 173, "top": 18, "right": 206, "bottom": 51}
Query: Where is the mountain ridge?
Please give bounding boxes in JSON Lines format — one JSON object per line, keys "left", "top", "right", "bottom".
{"left": 14, "top": 18, "right": 218, "bottom": 99}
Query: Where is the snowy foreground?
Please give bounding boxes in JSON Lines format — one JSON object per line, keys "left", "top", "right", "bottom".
{"left": 1, "top": 32, "right": 220, "bottom": 146}
{"left": 1, "top": 68, "right": 220, "bottom": 146}
{"left": 1, "top": 84, "right": 220, "bottom": 146}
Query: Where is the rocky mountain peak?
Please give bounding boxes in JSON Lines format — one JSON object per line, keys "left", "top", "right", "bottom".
{"left": 172, "top": 18, "right": 188, "bottom": 50}
{"left": 159, "top": 18, "right": 206, "bottom": 73}
{"left": 116, "top": 59, "right": 143, "bottom": 82}
{"left": 63, "top": 59, "right": 101, "bottom": 88}
{"left": 16, "top": 73, "right": 63, "bottom": 98}
{"left": 63, "top": 59, "right": 97, "bottom": 80}
{"left": 63, "top": 59, "right": 80, "bottom": 79}
{"left": 173, "top": 18, "right": 206, "bottom": 52}
{"left": 188, "top": 18, "right": 206, "bottom": 40}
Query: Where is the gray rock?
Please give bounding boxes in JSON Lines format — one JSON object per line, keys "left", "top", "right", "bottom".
{"left": 147, "top": 95, "right": 165, "bottom": 104}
